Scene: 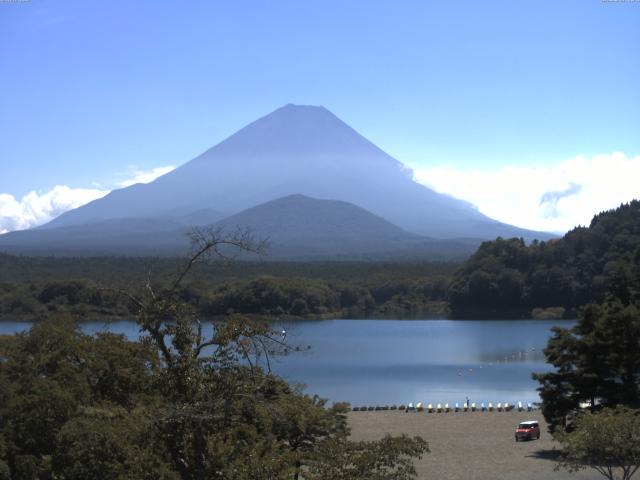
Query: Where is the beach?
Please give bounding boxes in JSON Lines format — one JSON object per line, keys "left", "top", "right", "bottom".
{"left": 348, "top": 409, "right": 602, "bottom": 480}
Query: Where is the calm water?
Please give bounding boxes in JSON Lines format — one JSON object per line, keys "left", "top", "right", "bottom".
{"left": 0, "top": 318, "right": 572, "bottom": 406}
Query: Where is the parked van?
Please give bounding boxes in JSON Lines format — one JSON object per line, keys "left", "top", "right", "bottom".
{"left": 515, "top": 420, "right": 540, "bottom": 441}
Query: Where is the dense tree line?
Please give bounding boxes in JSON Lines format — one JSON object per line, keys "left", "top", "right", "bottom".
{"left": 0, "top": 254, "right": 456, "bottom": 285}
{"left": 0, "top": 281, "right": 133, "bottom": 319}
{"left": 0, "top": 230, "right": 428, "bottom": 479}
{"left": 0, "top": 260, "right": 452, "bottom": 320}
{"left": 449, "top": 201, "right": 640, "bottom": 315}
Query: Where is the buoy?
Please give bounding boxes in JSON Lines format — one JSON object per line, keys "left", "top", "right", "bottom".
{"left": 471, "top": 403, "right": 476, "bottom": 412}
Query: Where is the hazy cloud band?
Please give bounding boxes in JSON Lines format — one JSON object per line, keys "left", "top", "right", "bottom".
{"left": 412, "top": 152, "right": 640, "bottom": 233}
{"left": 0, "top": 166, "right": 175, "bottom": 234}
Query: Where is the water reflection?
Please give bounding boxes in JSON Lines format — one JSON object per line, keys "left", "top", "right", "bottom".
{"left": 269, "top": 319, "right": 572, "bottom": 405}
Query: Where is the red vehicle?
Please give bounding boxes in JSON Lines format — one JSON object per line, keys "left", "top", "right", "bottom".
{"left": 515, "top": 420, "right": 540, "bottom": 441}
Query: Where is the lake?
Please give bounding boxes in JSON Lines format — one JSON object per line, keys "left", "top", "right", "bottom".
{"left": 0, "top": 318, "right": 571, "bottom": 406}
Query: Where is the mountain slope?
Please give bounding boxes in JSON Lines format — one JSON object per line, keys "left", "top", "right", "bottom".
{"left": 214, "top": 194, "right": 477, "bottom": 260}
{"left": 41, "top": 104, "right": 552, "bottom": 241}
{"left": 217, "top": 194, "right": 411, "bottom": 241}
{"left": 0, "top": 218, "right": 188, "bottom": 256}
{"left": 0, "top": 194, "right": 479, "bottom": 260}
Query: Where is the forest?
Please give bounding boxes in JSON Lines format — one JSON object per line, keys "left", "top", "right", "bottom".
{"left": 0, "top": 255, "right": 454, "bottom": 320}
{"left": 449, "top": 201, "right": 640, "bottom": 317}
{"left": 2, "top": 202, "right": 640, "bottom": 322}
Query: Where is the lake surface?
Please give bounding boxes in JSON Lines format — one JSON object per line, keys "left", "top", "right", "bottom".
{"left": 0, "top": 318, "right": 572, "bottom": 406}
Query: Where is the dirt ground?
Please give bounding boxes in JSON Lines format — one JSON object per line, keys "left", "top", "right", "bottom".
{"left": 348, "top": 409, "right": 602, "bottom": 480}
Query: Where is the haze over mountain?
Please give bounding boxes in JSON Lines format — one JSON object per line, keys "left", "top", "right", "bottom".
{"left": 215, "top": 194, "right": 478, "bottom": 260}
{"left": 0, "top": 104, "right": 553, "bottom": 258}
{"left": 0, "top": 195, "right": 478, "bottom": 260}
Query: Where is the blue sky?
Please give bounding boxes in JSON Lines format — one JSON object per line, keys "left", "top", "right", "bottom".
{"left": 1, "top": 0, "right": 639, "bottom": 232}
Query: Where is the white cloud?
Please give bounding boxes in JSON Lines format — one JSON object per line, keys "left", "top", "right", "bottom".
{"left": 116, "top": 165, "right": 175, "bottom": 188}
{"left": 412, "top": 152, "right": 640, "bottom": 233}
{"left": 0, "top": 186, "right": 109, "bottom": 234}
{"left": 0, "top": 165, "right": 175, "bottom": 234}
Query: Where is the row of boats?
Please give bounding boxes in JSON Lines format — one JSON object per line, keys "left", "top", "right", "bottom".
{"left": 352, "top": 401, "right": 535, "bottom": 412}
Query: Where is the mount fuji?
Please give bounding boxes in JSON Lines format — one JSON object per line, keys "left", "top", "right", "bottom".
{"left": 0, "top": 104, "right": 553, "bottom": 258}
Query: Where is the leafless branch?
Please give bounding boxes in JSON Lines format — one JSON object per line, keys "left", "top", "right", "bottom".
{"left": 145, "top": 268, "right": 156, "bottom": 300}
{"left": 257, "top": 336, "right": 272, "bottom": 373}
{"left": 167, "top": 226, "right": 267, "bottom": 295}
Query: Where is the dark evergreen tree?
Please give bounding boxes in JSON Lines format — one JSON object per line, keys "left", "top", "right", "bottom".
{"left": 534, "top": 249, "right": 640, "bottom": 432}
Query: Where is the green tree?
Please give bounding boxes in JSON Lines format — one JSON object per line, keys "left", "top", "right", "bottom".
{"left": 0, "top": 316, "right": 158, "bottom": 478}
{"left": 555, "top": 407, "right": 640, "bottom": 480}
{"left": 534, "top": 300, "right": 640, "bottom": 432}
{"left": 307, "top": 434, "right": 428, "bottom": 480}
{"left": 126, "top": 227, "right": 428, "bottom": 479}
{"left": 0, "top": 433, "right": 9, "bottom": 480}
{"left": 53, "top": 407, "right": 177, "bottom": 480}
{"left": 534, "top": 246, "right": 640, "bottom": 432}
{"left": 0, "top": 227, "right": 429, "bottom": 479}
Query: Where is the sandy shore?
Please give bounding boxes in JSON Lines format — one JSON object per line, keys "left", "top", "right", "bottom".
{"left": 348, "top": 410, "right": 601, "bottom": 480}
